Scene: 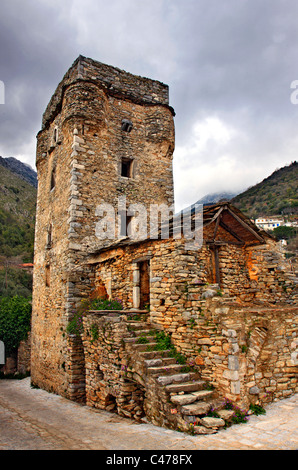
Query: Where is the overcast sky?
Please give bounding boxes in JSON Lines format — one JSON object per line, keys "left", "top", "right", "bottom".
{"left": 0, "top": 0, "right": 298, "bottom": 211}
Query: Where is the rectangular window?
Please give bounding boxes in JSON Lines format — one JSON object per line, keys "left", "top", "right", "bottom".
{"left": 121, "top": 158, "right": 133, "bottom": 178}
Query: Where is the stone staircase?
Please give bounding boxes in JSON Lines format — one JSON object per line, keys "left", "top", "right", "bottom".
{"left": 123, "top": 316, "right": 231, "bottom": 434}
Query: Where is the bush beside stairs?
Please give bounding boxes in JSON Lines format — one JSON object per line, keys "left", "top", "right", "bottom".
{"left": 123, "top": 315, "right": 232, "bottom": 435}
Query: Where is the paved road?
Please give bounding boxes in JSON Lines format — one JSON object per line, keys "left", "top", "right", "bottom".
{"left": 0, "top": 377, "right": 297, "bottom": 451}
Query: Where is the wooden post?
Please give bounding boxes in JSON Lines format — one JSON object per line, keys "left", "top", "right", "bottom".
{"left": 214, "top": 247, "right": 221, "bottom": 287}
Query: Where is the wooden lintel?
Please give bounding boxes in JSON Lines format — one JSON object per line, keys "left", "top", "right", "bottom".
{"left": 88, "top": 247, "right": 125, "bottom": 264}
{"left": 206, "top": 239, "right": 244, "bottom": 246}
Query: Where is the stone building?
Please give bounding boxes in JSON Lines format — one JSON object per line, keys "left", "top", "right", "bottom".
{"left": 31, "top": 56, "right": 297, "bottom": 434}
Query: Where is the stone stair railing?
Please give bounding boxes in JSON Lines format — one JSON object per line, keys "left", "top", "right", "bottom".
{"left": 122, "top": 317, "right": 233, "bottom": 435}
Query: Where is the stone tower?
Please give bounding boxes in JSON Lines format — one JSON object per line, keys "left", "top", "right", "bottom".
{"left": 31, "top": 56, "right": 175, "bottom": 396}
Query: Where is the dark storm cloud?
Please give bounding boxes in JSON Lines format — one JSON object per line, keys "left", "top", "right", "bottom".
{"left": 0, "top": 0, "right": 297, "bottom": 209}
{"left": 0, "top": 0, "right": 79, "bottom": 162}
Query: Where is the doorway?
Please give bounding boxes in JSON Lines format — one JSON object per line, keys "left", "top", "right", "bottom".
{"left": 139, "top": 261, "right": 150, "bottom": 309}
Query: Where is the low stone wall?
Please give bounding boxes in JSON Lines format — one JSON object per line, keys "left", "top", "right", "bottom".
{"left": 81, "top": 311, "right": 146, "bottom": 420}
{"left": 179, "top": 300, "right": 298, "bottom": 409}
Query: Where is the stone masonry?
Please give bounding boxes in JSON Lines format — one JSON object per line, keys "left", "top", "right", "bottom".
{"left": 31, "top": 56, "right": 175, "bottom": 396}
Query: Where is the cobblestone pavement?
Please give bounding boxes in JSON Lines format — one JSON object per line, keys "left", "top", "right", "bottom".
{"left": 0, "top": 378, "right": 297, "bottom": 451}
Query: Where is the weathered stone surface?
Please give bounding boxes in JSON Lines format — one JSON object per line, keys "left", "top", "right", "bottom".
{"left": 199, "top": 417, "right": 225, "bottom": 428}
{"left": 181, "top": 402, "right": 211, "bottom": 416}
{"left": 157, "top": 373, "right": 191, "bottom": 386}
{"left": 217, "top": 409, "right": 235, "bottom": 420}
{"left": 144, "top": 359, "right": 163, "bottom": 367}
{"left": 191, "top": 390, "right": 214, "bottom": 400}
{"left": 193, "top": 425, "right": 218, "bottom": 435}
{"left": 170, "top": 394, "right": 197, "bottom": 406}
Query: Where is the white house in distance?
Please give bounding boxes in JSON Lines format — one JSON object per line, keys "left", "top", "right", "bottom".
{"left": 255, "top": 216, "right": 298, "bottom": 231}
{"left": 255, "top": 217, "right": 284, "bottom": 230}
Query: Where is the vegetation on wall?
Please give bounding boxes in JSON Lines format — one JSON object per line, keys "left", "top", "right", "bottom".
{"left": 66, "top": 297, "right": 124, "bottom": 337}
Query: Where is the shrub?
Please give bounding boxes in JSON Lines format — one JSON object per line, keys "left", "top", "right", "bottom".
{"left": 0, "top": 296, "right": 31, "bottom": 355}
{"left": 89, "top": 297, "right": 123, "bottom": 311}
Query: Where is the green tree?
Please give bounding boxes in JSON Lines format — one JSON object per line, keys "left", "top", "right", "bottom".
{"left": 0, "top": 296, "right": 31, "bottom": 355}
{"left": 271, "top": 225, "right": 296, "bottom": 240}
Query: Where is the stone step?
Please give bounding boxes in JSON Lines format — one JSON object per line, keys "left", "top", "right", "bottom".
{"left": 170, "top": 389, "right": 214, "bottom": 406}
{"left": 132, "top": 341, "right": 157, "bottom": 351}
{"left": 133, "top": 329, "right": 155, "bottom": 337}
{"left": 165, "top": 380, "right": 206, "bottom": 394}
{"left": 144, "top": 357, "right": 176, "bottom": 368}
{"left": 170, "top": 394, "right": 198, "bottom": 406}
{"left": 157, "top": 372, "right": 197, "bottom": 386}
{"left": 139, "top": 349, "right": 172, "bottom": 360}
{"left": 180, "top": 400, "right": 212, "bottom": 416}
{"left": 147, "top": 363, "right": 185, "bottom": 376}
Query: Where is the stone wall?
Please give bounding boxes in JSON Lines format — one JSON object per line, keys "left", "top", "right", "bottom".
{"left": 90, "top": 235, "right": 297, "bottom": 408}
{"left": 82, "top": 311, "right": 145, "bottom": 420}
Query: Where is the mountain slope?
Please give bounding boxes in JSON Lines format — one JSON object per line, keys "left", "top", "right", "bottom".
{"left": 231, "top": 161, "right": 298, "bottom": 219}
{"left": 0, "top": 156, "right": 37, "bottom": 188}
{"left": 0, "top": 163, "right": 37, "bottom": 261}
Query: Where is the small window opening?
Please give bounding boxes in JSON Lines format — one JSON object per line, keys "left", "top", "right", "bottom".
{"left": 50, "top": 167, "right": 56, "bottom": 190}
{"left": 121, "top": 158, "right": 133, "bottom": 178}
{"left": 46, "top": 224, "right": 52, "bottom": 248}
{"left": 53, "top": 127, "right": 58, "bottom": 143}
{"left": 121, "top": 119, "right": 133, "bottom": 133}
{"left": 45, "top": 265, "right": 50, "bottom": 287}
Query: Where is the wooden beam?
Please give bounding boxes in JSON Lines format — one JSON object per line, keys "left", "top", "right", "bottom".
{"left": 226, "top": 208, "right": 264, "bottom": 242}
{"left": 206, "top": 239, "right": 244, "bottom": 246}
{"left": 214, "top": 246, "right": 221, "bottom": 287}
{"left": 204, "top": 206, "right": 225, "bottom": 227}
{"left": 213, "top": 213, "right": 221, "bottom": 240}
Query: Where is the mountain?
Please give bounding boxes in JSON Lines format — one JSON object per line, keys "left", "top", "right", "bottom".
{"left": 0, "top": 156, "right": 37, "bottom": 188}
{"left": 231, "top": 161, "right": 298, "bottom": 219}
{"left": 0, "top": 160, "right": 37, "bottom": 296}
{"left": 194, "top": 191, "right": 238, "bottom": 206}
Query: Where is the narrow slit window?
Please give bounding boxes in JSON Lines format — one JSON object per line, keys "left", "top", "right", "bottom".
{"left": 45, "top": 265, "right": 50, "bottom": 287}
{"left": 50, "top": 167, "right": 56, "bottom": 190}
{"left": 47, "top": 224, "right": 53, "bottom": 248}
